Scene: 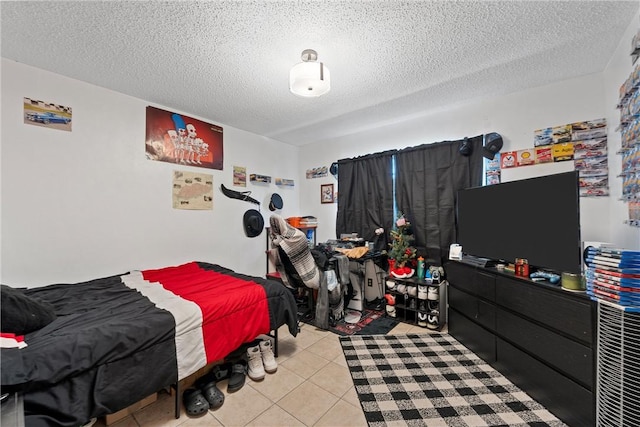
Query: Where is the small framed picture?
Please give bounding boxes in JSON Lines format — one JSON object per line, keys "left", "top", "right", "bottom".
{"left": 321, "top": 183, "right": 334, "bottom": 204}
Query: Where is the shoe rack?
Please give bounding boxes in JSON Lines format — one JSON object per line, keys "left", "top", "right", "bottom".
{"left": 384, "top": 276, "right": 447, "bottom": 331}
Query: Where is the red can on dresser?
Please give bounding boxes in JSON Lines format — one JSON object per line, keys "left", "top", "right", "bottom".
{"left": 515, "top": 258, "right": 529, "bottom": 277}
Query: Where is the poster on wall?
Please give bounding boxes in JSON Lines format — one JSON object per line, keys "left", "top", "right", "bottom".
{"left": 233, "top": 166, "right": 247, "bottom": 187}
{"left": 535, "top": 146, "right": 553, "bottom": 163}
{"left": 172, "top": 170, "right": 213, "bottom": 210}
{"left": 516, "top": 149, "right": 535, "bottom": 166}
{"left": 485, "top": 157, "right": 501, "bottom": 185}
{"left": 532, "top": 118, "right": 609, "bottom": 197}
{"left": 306, "top": 166, "right": 328, "bottom": 179}
{"left": 145, "top": 106, "right": 223, "bottom": 170}
{"left": 552, "top": 143, "right": 574, "bottom": 162}
{"left": 275, "top": 178, "right": 295, "bottom": 187}
{"left": 500, "top": 151, "right": 517, "bottom": 169}
{"left": 551, "top": 124, "right": 572, "bottom": 144}
{"left": 571, "top": 119, "right": 607, "bottom": 140}
{"left": 533, "top": 127, "right": 553, "bottom": 147}
{"left": 23, "top": 97, "right": 72, "bottom": 132}
{"left": 572, "top": 119, "right": 609, "bottom": 197}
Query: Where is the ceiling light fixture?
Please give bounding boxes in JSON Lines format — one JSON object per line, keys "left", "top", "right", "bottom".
{"left": 289, "top": 49, "right": 330, "bottom": 97}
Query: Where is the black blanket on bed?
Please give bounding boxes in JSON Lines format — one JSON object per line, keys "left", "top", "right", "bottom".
{"left": 1, "top": 262, "right": 298, "bottom": 427}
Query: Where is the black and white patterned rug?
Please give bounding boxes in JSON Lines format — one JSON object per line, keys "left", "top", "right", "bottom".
{"left": 340, "top": 333, "right": 567, "bottom": 427}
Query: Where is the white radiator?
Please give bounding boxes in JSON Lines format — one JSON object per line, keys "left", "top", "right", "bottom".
{"left": 596, "top": 301, "right": 640, "bottom": 426}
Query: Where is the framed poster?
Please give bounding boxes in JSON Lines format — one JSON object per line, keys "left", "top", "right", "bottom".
{"left": 145, "top": 106, "right": 223, "bottom": 170}
{"left": 172, "top": 170, "right": 213, "bottom": 210}
{"left": 24, "top": 97, "right": 72, "bottom": 132}
{"left": 321, "top": 184, "right": 334, "bottom": 204}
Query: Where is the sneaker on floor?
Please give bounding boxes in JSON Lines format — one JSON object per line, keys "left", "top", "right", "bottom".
{"left": 246, "top": 344, "right": 265, "bottom": 380}
{"left": 259, "top": 340, "right": 277, "bottom": 373}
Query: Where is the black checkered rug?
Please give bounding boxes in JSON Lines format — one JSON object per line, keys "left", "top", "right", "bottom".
{"left": 340, "top": 333, "right": 567, "bottom": 427}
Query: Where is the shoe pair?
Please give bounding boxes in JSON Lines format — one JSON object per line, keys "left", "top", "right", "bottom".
{"left": 247, "top": 340, "right": 277, "bottom": 381}
{"left": 417, "top": 311, "right": 439, "bottom": 329}
{"left": 183, "top": 370, "right": 227, "bottom": 416}
{"left": 205, "top": 360, "right": 247, "bottom": 393}
{"left": 418, "top": 300, "right": 439, "bottom": 312}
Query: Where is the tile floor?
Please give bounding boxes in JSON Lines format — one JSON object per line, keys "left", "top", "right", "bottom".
{"left": 94, "top": 320, "right": 442, "bottom": 427}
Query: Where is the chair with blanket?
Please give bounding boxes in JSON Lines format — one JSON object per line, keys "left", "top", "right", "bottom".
{"left": 267, "top": 215, "right": 345, "bottom": 329}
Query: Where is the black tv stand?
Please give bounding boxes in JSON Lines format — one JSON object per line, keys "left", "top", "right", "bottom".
{"left": 459, "top": 254, "right": 496, "bottom": 268}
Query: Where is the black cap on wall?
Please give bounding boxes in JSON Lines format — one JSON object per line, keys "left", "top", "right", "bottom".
{"left": 482, "top": 132, "right": 503, "bottom": 160}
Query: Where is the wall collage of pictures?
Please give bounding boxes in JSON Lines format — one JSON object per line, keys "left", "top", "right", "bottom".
{"left": 616, "top": 25, "right": 640, "bottom": 227}
{"left": 485, "top": 118, "right": 610, "bottom": 199}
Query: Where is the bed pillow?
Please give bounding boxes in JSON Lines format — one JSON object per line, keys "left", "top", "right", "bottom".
{"left": 1, "top": 285, "right": 56, "bottom": 335}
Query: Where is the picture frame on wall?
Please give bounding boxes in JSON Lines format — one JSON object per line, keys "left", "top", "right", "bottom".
{"left": 145, "top": 106, "right": 224, "bottom": 170}
{"left": 321, "top": 184, "right": 334, "bottom": 204}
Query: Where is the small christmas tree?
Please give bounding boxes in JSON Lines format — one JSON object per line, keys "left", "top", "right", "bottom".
{"left": 388, "top": 213, "right": 417, "bottom": 273}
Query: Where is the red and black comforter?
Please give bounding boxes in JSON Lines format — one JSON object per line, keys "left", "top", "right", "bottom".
{"left": 0, "top": 261, "right": 298, "bottom": 427}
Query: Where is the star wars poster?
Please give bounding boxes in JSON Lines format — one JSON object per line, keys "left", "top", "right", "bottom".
{"left": 145, "top": 106, "right": 223, "bottom": 170}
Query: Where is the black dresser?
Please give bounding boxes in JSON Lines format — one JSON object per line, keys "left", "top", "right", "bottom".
{"left": 446, "top": 260, "right": 596, "bottom": 427}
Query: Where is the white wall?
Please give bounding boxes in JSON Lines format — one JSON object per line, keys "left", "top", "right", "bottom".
{"left": 1, "top": 59, "right": 300, "bottom": 286}
{"left": 301, "top": 8, "right": 640, "bottom": 251}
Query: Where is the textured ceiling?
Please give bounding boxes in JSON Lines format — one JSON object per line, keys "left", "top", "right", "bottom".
{"left": 2, "top": 1, "right": 638, "bottom": 146}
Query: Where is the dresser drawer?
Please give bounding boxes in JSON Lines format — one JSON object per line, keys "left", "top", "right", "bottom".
{"left": 449, "top": 285, "right": 496, "bottom": 331}
{"left": 495, "top": 276, "right": 593, "bottom": 344}
{"left": 495, "top": 338, "right": 594, "bottom": 427}
{"left": 449, "top": 308, "right": 496, "bottom": 363}
{"left": 446, "top": 262, "right": 495, "bottom": 302}
{"left": 496, "top": 308, "right": 593, "bottom": 388}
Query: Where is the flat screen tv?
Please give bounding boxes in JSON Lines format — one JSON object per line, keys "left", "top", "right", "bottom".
{"left": 456, "top": 171, "right": 581, "bottom": 274}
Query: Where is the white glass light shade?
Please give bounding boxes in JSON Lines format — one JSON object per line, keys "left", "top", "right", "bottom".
{"left": 289, "top": 61, "right": 330, "bottom": 97}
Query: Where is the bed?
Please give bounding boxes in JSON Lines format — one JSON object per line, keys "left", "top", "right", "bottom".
{"left": 0, "top": 261, "right": 299, "bottom": 427}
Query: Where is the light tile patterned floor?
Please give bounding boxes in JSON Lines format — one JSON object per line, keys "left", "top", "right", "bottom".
{"left": 95, "top": 321, "right": 440, "bottom": 427}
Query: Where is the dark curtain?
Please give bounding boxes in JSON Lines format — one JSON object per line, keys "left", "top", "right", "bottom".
{"left": 395, "top": 135, "right": 484, "bottom": 265}
{"left": 335, "top": 150, "right": 396, "bottom": 252}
